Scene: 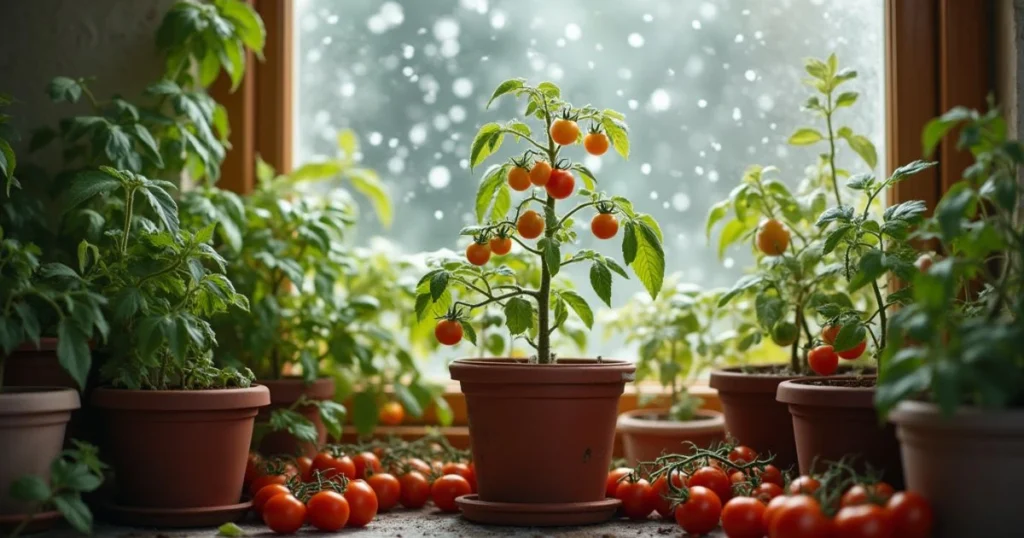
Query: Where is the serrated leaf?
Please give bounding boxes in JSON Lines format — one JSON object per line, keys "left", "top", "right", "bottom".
{"left": 470, "top": 123, "right": 502, "bottom": 169}
{"left": 573, "top": 163, "right": 598, "bottom": 190}
{"left": 48, "top": 76, "right": 82, "bottom": 103}
{"left": 459, "top": 319, "right": 477, "bottom": 347}
{"left": 889, "top": 160, "right": 936, "bottom": 182}
{"left": 57, "top": 319, "right": 90, "bottom": 390}
{"left": 590, "top": 262, "right": 613, "bottom": 307}
{"left": 53, "top": 494, "right": 92, "bottom": 534}
{"left": 474, "top": 164, "right": 508, "bottom": 223}
{"left": 539, "top": 237, "right": 561, "bottom": 276}
{"left": 429, "top": 271, "right": 449, "bottom": 301}
{"left": 789, "top": 128, "right": 824, "bottom": 145}
{"left": 140, "top": 184, "right": 180, "bottom": 236}
{"left": 348, "top": 168, "right": 393, "bottom": 227}
{"left": 718, "top": 275, "right": 762, "bottom": 307}
{"left": 833, "top": 323, "right": 867, "bottom": 353}
{"left": 630, "top": 220, "right": 665, "bottom": 299}
{"left": 846, "top": 173, "right": 874, "bottom": 190}
{"left": 883, "top": 200, "right": 927, "bottom": 223}
{"left": 815, "top": 205, "right": 854, "bottom": 227}
{"left": 622, "top": 220, "right": 638, "bottom": 264}
{"left": 823, "top": 224, "right": 853, "bottom": 254}
{"left": 755, "top": 293, "right": 786, "bottom": 330}
{"left": 559, "top": 290, "right": 593, "bottom": 329}
{"left": 504, "top": 297, "right": 534, "bottom": 334}
{"left": 835, "top": 91, "right": 858, "bottom": 108}
{"left": 841, "top": 132, "right": 878, "bottom": 169}
{"left": 486, "top": 78, "right": 525, "bottom": 108}
{"left": 61, "top": 170, "right": 122, "bottom": 213}
{"left": 601, "top": 116, "right": 630, "bottom": 159}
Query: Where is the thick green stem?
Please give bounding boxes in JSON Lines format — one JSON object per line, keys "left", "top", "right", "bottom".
{"left": 791, "top": 306, "right": 804, "bottom": 374}
{"left": 120, "top": 188, "right": 135, "bottom": 256}
{"left": 534, "top": 90, "right": 559, "bottom": 364}
{"left": 824, "top": 100, "right": 843, "bottom": 207}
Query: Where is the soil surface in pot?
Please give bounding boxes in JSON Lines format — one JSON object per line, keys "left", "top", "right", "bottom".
{"left": 799, "top": 377, "right": 877, "bottom": 388}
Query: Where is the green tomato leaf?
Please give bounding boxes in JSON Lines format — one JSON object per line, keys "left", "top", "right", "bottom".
{"left": 53, "top": 493, "right": 92, "bottom": 534}
{"left": 218, "top": 522, "right": 246, "bottom": 537}
{"left": 470, "top": 123, "right": 502, "bottom": 169}
{"left": 61, "top": 169, "right": 122, "bottom": 214}
{"left": 347, "top": 168, "right": 393, "bottom": 228}
{"left": 10, "top": 475, "right": 51, "bottom": 502}
{"left": 705, "top": 200, "right": 730, "bottom": 239}
{"left": 788, "top": 128, "right": 824, "bottom": 145}
{"left": 459, "top": 319, "right": 477, "bottom": 347}
{"left": 47, "top": 77, "right": 82, "bottom": 103}
{"left": 754, "top": 293, "right": 786, "bottom": 330}
{"left": 622, "top": 220, "right": 638, "bottom": 264}
{"left": 352, "top": 392, "right": 378, "bottom": 436}
{"left": 56, "top": 319, "right": 90, "bottom": 391}
{"left": 833, "top": 323, "right": 867, "bottom": 353}
{"left": 140, "top": 184, "right": 181, "bottom": 237}
{"left": 429, "top": 270, "right": 449, "bottom": 302}
{"left": 559, "top": 290, "right": 593, "bottom": 329}
{"left": 539, "top": 237, "right": 561, "bottom": 277}
{"left": 589, "top": 262, "right": 613, "bottom": 307}
{"left": 486, "top": 78, "right": 525, "bottom": 108}
{"left": 600, "top": 116, "right": 630, "bottom": 159}
{"left": 393, "top": 383, "right": 424, "bottom": 419}
{"left": 841, "top": 132, "right": 878, "bottom": 169}
{"left": 474, "top": 164, "right": 509, "bottom": 223}
{"left": 504, "top": 297, "right": 534, "bottom": 335}
{"left": 630, "top": 220, "right": 665, "bottom": 300}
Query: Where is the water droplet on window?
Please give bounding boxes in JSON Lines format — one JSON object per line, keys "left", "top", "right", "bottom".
{"left": 340, "top": 82, "right": 355, "bottom": 97}
{"left": 672, "top": 193, "right": 691, "bottom": 212}
{"left": 643, "top": 13, "right": 653, "bottom": 22}
{"left": 650, "top": 89, "right": 671, "bottom": 111}
{"left": 650, "top": 191, "right": 659, "bottom": 200}
{"left": 306, "top": 49, "right": 322, "bottom": 63}
{"left": 565, "top": 23, "right": 582, "bottom": 40}
{"left": 440, "top": 40, "right": 460, "bottom": 58}
{"left": 449, "top": 105, "right": 466, "bottom": 123}
{"left": 584, "top": 155, "right": 602, "bottom": 172}
{"left": 388, "top": 138, "right": 399, "bottom": 148}
{"left": 692, "top": 20, "right": 702, "bottom": 30}
{"left": 628, "top": 33, "right": 645, "bottom": 48}
{"left": 434, "top": 210, "right": 444, "bottom": 220}
{"left": 490, "top": 12, "right": 506, "bottom": 29}
{"left": 556, "top": 38, "right": 567, "bottom": 48}
{"left": 380, "top": 2, "right": 404, "bottom": 25}
{"left": 754, "top": 30, "right": 764, "bottom": 39}
{"left": 699, "top": 3, "right": 718, "bottom": 19}
{"left": 684, "top": 56, "right": 704, "bottom": 76}
{"left": 758, "top": 95, "right": 775, "bottom": 111}
{"left": 367, "top": 15, "right": 388, "bottom": 34}
{"left": 452, "top": 78, "right": 474, "bottom": 98}
{"left": 388, "top": 157, "right": 405, "bottom": 174}
{"left": 326, "top": 14, "right": 339, "bottom": 25}
{"left": 732, "top": 107, "right": 742, "bottom": 121}
{"left": 402, "top": 66, "right": 414, "bottom": 77}
{"left": 433, "top": 115, "right": 451, "bottom": 131}
{"left": 322, "top": 36, "right": 333, "bottom": 45}
{"left": 368, "top": 132, "right": 383, "bottom": 146}
{"left": 724, "top": 257, "right": 735, "bottom": 268}
{"left": 708, "top": 170, "right": 720, "bottom": 182}
{"left": 695, "top": 166, "right": 705, "bottom": 175}
{"left": 409, "top": 124, "right": 428, "bottom": 145}
{"left": 402, "top": 45, "right": 415, "bottom": 59}
{"left": 428, "top": 166, "right": 451, "bottom": 189}
{"left": 641, "top": 163, "right": 652, "bottom": 175}
{"left": 744, "top": 70, "right": 757, "bottom": 82}
{"left": 735, "top": 34, "right": 745, "bottom": 43}
{"left": 434, "top": 17, "right": 460, "bottom": 40}
{"left": 618, "top": 68, "right": 632, "bottom": 80}
{"left": 628, "top": 99, "right": 639, "bottom": 110}
{"left": 697, "top": 99, "right": 708, "bottom": 108}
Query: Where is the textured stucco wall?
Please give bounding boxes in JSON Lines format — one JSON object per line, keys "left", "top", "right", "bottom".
{"left": 0, "top": 0, "right": 176, "bottom": 157}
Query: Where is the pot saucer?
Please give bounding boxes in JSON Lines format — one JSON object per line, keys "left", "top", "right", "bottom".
{"left": 455, "top": 494, "right": 620, "bottom": 526}
{"left": 0, "top": 510, "right": 62, "bottom": 533}
{"left": 97, "top": 500, "right": 252, "bottom": 528}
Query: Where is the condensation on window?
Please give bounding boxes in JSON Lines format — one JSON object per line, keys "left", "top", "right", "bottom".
{"left": 294, "top": 0, "right": 884, "bottom": 292}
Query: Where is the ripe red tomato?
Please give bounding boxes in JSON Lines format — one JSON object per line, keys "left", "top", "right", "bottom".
{"left": 489, "top": 236, "right": 512, "bottom": 256}
{"left": 614, "top": 478, "right": 654, "bottom": 520}
{"left": 262, "top": 493, "right": 306, "bottom": 534}
{"left": 508, "top": 166, "right": 531, "bottom": 191}
{"left": 885, "top": 492, "right": 932, "bottom": 538}
{"left": 821, "top": 324, "right": 841, "bottom": 345}
{"left": 434, "top": 319, "right": 463, "bottom": 346}
{"left": 808, "top": 345, "right": 839, "bottom": 375}
{"left": 721, "top": 496, "right": 767, "bottom": 538}
{"left": 352, "top": 451, "right": 382, "bottom": 479}
{"left": 841, "top": 482, "right": 895, "bottom": 507}
{"left": 834, "top": 504, "right": 894, "bottom": 538}
{"left": 516, "top": 210, "right": 545, "bottom": 239}
{"left": 674, "top": 486, "right": 722, "bottom": 535}
{"left": 838, "top": 339, "right": 867, "bottom": 360}
{"left": 465, "top": 242, "right": 491, "bottom": 266}
{"left": 606, "top": 467, "right": 632, "bottom": 498}
{"left": 401, "top": 458, "right": 432, "bottom": 476}
{"left": 367, "top": 472, "right": 401, "bottom": 512}
{"left": 244, "top": 452, "right": 262, "bottom": 486}
{"left": 730, "top": 471, "right": 746, "bottom": 485}
{"left": 295, "top": 456, "right": 313, "bottom": 482}
{"left": 530, "top": 160, "right": 552, "bottom": 186}
{"left": 729, "top": 445, "right": 758, "bottom": 466}
{"left": 311, "top": 452, "right": 357, "bottom": 483}
{"left": 306, "top": 490, "right": 350, "bottom": 532}
{"left": 545, "top": 168, "right": 575, "bottom": 199}
{"left": 550, "top": 118, "right": 580, "bottom": 146}
{"left": 584, "top": 132, "right": 610, "bottom": 156}
{"left": 431, "top": 474, "right": 472, "bottom": 513}
{"left": 253, "top": 484, "right": 291, "bottom": 515}
{"left": 753, "top": 482, "right": 784, "bottom": 503}
{"left": 762, "top": 494, "right": 790, "bottom": 531}
{"left": 591, "top": 213, "right": 619, "bottom": 240}
{"left": 788, "top": 476, "right": 821, "bottom": 495}
{"left": 688, "top": 465, "right": 732, "bottom": 503}
{"left": 769, "top": 495, "right": 832, "bottom": 538}
{"left": 758, "top": 464, "right": 785, "bottom": 487}
{"left": 249, "top": 472, "right": 288, "bottom": 498}
{"left": 441, "top": 463, "right": 476, "bottom": 493}
{"left": 378, "top": 401, "right": 405, "bottom": 426}
{"left": 343, "top": 479, "right": 379, "bottom": 527}
{"left": 650, "top": 471, "right": 685, "bottom": 518}
{"left": 399, "top": 471, "right": 431, "bottom": 509}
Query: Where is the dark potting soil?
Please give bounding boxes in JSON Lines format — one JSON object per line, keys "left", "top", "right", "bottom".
{"left": 799, "top": 377, "right": 877, "bottom": 389}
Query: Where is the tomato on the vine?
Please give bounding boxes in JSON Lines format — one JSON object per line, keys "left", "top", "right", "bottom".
{"left": 788, "top": 476, "right": 821, "bottom": 495}
{"left": 762, "top": 494, "right": 790, "bottom": 530}
{"left": 508, "top": 166, "right": 531, "bottom": 191}
{"left": 808, "top": 345, "right": 839, "bottom": 375}
{"left": 721, "top": 496, "right": 767, "bottom": 538}
{"left": 650, "top": 470, "right": 685, "bottom": 518}
{"left": 674, "top": 486, "right": 722, "bottom": 535}
{"left": 378, "top": 401, "right": 405, "bottom": 426}
{"left": 401, "top": 457, "right": 432, "bottom": 476}
{"left": 295, "top": 456, "right": 313, "bottom": 482}
{"left": 756, "top": 219, "right": 791, "bottom": 255}
{"left": 441, "top": 462, "right": 477, "bottom": 493}
{"left": 772, "top": 321, "right": 799, "bottom": 346}
{"left": 367, "top": 472, "right": 401, "bottom": 512}
{"left": 688, "top": 465, "right": 732, "bottom": 503}
{"left": 343, "top": 479, "right": 379, "bottom": 527}
{"left": 550, "top": 118, "right": 580, "bottom": 146}
{"left": 822, "top": 324, "right": 841, "bottom": 345}
{"left": 729, "top": 445, "right": 758, "bottom": 466}
{"left": 838, "top": 339, "right": 867, "bottom": 360}
{"left": 244, "top": 452, "right": 261, "bottom": 486}
{"left": 885, "top": 492, "right": 932, "bottom": 538}
{"left": 769, "top": 495, "right": 832, "bottom": 538}
{"left": 834, "top": 504, "right": 893, "bottom": 538}
{"left": 584, "top": 131, "right": 610, "bottom": 156}
{"left": 353, "top": 451, "right": 383, "bottom": 479}
{"left": 530, "top": 160, "right": 552, "bottom": 186}
{"left": 253, "top": 484, "right": 291, "bottom": 515}
{"left": 249, "top": 472, "right": 288, "bottom": 498}
{"left": 591, "top": 212, "right": 619, "bottom": 240}
{"left": 758, "top": 464, "right": 784, "bottom": 487}
{"left": 615, "top": 478, "right": 654, "bottom": 520}
{"left": 398, "top": 471, "right": 431, "bottom": 508}
{"left": 545, "top": 168, "right": 575, "bottom": 199}
{"left": 605, "top": 467, "right": 632, "bottom": 498}
{"left": 262, "top": 493, "right": 306, "bottom": 534}
{"left": 466, "top": 241, "right": 491, "bottom": 266}
{"left": 434, "top": 319, "right": 463, "bottom": 346}
{"left": 516, "top": 210, "right": 545, "bottom": 239}
{"left": 753, "top": 482, "right": 784, "bottom": 503}
{"left": 489, "top": 236, "right": 513, "bottom": 256}
{"left": 307, "top": 490, "right": 350, "bottom": 532}
{"left": 311, "top": 451, "right": 357, "bottom": 483}
{"left": 432, "top": 474, "right": 472, "bottom": 513}
{"left": 841, "top": 482, "right": 894, "bottom": 507}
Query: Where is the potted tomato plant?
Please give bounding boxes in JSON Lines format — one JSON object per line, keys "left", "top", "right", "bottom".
{"left": 875, "top": 105, "right": 1024, "bottom": 537}
{"left": 607, "top": 277, "right": 757, "bottom": 465}
{"left": 4, "top": 441, "right": 105, "bottom": 536}
{"left": 416, "top": 78, "right": 665, "bottom": 526}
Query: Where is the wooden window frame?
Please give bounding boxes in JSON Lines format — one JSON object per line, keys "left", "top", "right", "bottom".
{"left": 212, "top": 1, "right": 997, "bottom": 437}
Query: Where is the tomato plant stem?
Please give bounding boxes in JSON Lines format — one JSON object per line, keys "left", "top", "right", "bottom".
{"left": 825, "top": 100, "right": 843, "bottom": 208}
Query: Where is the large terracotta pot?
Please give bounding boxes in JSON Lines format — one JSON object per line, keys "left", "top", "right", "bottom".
{"left": 890, "top": 400, "right": 1024, "bottom": 538}
{"left": 709, "top": 365, "right": 800, "bottom": 470}
{"left": 0, "top": 387, "right": 80, "bottom": 516}
{"left": 449, "top": 358, "right": 632, "bottom": 525}
{"left": 256, "top": 377, "right": 335, "bottom": 457}
{"left": 92, "top": 385, "right": 270, "bottom": 511}
{"left": 777, "top": 376, "right": 903, "bottom": 487}
{"left": 616, "top": 409, "right": 726, "bottom": 466}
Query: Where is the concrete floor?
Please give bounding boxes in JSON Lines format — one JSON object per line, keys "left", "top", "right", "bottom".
{"left": 33, "top": 508, "right": 728, "bottom": 537}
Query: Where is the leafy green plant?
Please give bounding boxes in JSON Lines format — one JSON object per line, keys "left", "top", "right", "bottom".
{"left": 604, "top": 276, "right": 763, "bottom": 420}
{"left": 8, "top": 441, "right": 106, "bottom": 537}
{"left": 64, "top": 166, "right": 252, "bottom": 389}
{"left": 0, "top": 93, "right": 19, "bottom": 196}
{"left": 417, "top": 79, "right": 666, "bottom": 361}
{"left": 877, "top": 105, "right": 1024, "bottom": 416}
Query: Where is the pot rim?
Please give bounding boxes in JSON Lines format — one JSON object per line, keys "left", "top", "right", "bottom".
{"left": 91, "top": 384, "right": 270, "bottom": 411}
{"left": 617, "top": 408, "right": 724, "bottom": 434}
{"left": 709, "top": 364, "right": 802, "bottom": 393}
{"left": 256, "top": 377, "right": 335, "bottom": 403}
{"left": 450, "top": 357, "right": 634, "bottom": 384}
{"left": 0, "top": 386, "right": 80, "bottom": 415}
{"left": 889, "top": 399, "right": 1024, "bottom": 432}
{"left": 776, "top": 375, "right": 877, "bottom": 408}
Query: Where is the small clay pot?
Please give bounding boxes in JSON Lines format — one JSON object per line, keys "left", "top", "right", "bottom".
{"left": 890, "top": 400, "right": 1024, "bottom": 538}
{"left": 616, "top": 409, "right": 726, "bottom": 466}
{"left": 0, "top": 387, "right": 80, "bottom": 516}
{"left": 450, "top": 357, "right": 633, "bottom": 520}
{"left": 776, "top": 376, "right": 903, "bottom": 487}
{"left": 256, "top": 377, "right": 335, "bottom": 457}
{"left": 709, "top": 365, "right": 801, "bottom": 470}
{"left": 92, "top": 385, "right": 270, "bottom": 511}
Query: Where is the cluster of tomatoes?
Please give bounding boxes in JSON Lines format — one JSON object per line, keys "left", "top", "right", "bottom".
{"left": 244, "top": 441, "right": 477, "bottom": 534}
{"left": 607, "top": 444, "right": 933, "bottom": 538}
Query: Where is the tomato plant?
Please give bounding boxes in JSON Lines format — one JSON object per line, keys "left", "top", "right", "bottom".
{"left": 416, "top": 79, "right": 665, "bottom": 364}
{"left": 583, "top": 128, "right": 609, "bottom": 156}
{"left": 431, "top": 474, "right": 472, "bottom": 513}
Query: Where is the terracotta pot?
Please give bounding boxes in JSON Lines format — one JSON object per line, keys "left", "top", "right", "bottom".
{"left": 0, "top": 387, "right": 80, "bottom": 516}
{"left": 777, "top": 376, "right": 903, "bottom": 487}
{"left": 450, "top": 358, "right": 633, "bottom": 507}
{"left": 709, "top": 365, "right": 800, "bottom": 470}
{"left": 256, "top": 377, "right": 335, "bottom": 457}
{"left": 92, "top": 385, "right": 269, "bottom": 510}
{"left": 891, "top": 400, "right": 1024, "bottom": 537}
{"left": 616, "top": 409, "right": 726, "bottom": 466}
